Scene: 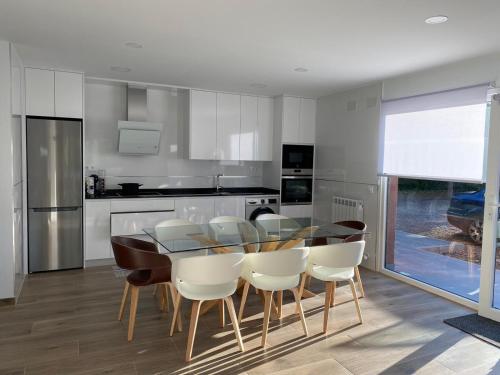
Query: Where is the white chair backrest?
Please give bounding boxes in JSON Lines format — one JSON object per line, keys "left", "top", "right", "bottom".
{"left": 244, "top": 247, "right": 310, "bottom": 277}
{"left": 256, "top": 214, "right": 300, "bottom": 236}
{"left": 309, "top": 241, "right": 365, "bottom": 268}
{"left": 174, "top": 253, "right": 245, "bottom": 286}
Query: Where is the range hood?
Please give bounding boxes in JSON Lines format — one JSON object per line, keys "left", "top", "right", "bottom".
{"left": 118, "top": 86, "right": 162, "bottom": 155}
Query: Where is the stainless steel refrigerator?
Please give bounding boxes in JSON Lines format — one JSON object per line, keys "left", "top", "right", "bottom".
{"left": 27, "top": 117, "right": 83, "bottom": 273}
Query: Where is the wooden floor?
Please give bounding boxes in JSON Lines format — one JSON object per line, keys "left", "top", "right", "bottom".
{"left": 1, "top": 267, "right": 499, "bottom": 375}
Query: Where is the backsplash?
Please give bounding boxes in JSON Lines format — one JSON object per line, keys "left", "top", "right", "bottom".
{"left": 85, "top": 80, "right": 265, "bottom": 189}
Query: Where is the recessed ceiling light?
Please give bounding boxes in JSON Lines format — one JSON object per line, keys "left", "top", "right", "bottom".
{"left": 110, "top": 66, "right": 131, "bottom": 72}
{"left": 294, "top": 67, "right": 308, "bottom": 73}
{"left": 425, "top": 15, "right": 448, "bottom": 24}
{"left": 124, "top": 41, "right": 143, "bottom": 48}
{"left": 250, "top": 83, "right": 267, "bottom": 89}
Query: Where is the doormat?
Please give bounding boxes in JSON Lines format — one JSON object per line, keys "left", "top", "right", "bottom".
{"left": 444, "top": 313, "right": 500, "bottom": 348}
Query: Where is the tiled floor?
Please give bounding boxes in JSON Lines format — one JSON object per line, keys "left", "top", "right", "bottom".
{"left": 0, "top": 266, "right": 499, "bottom": 374}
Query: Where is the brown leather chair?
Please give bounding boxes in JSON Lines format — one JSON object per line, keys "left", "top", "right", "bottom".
{"left": 111, "top": 236, "right": 174, "bottom": 341}
{"left": 311, "top": 220, "right": 367, "bottom": 298}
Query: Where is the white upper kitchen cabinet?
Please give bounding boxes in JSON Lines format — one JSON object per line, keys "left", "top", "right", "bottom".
{"left": 25, "top": 68, "right": 83, "bottom": 118}
{"left": 282, "top": 96, "right": 300, "bottom": 143}
{"left": 55, "top": 71, "right": 83, "bottom": 118}
{"left": 213, "top": 196, "right": 245, "bottom": 218}
{"left": 189, "top": 90, "right": 217, "bottom": 159}
{"left": 281, "top": 96, "right": 316, "bottom": 144}
{"left": 257, "top": 97, "right": 274, "bottom": 160}
{"left": 216, "top": 92, "right": 240, "bottom": 160}
{"left": 175, "top": 197, "right": 215, "bottom": 224}
{"left": 240, "top": 96, "right": 274, "bottom": 161}
{"left": 25, "top": 68, "right": 55, "bottom": 117}
{"left": 240, "top": 95, "right": 258, "bottom": 161}
{"left": 85, "top": 200, "right": 112, "bottom": 260}
{"left": 299, "top": 98, "right": 316, "bottom": 144}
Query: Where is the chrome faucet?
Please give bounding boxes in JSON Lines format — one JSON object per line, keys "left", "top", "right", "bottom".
{"left": 215, "top": 173, "right": 223, "bottom": 192}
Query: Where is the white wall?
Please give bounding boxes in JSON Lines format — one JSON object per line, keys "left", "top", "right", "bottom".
{"left": 85, "top": 81, "right": 263, "bottom": 189}
{"left": 313, "top": 83, "right": 382, "bottom": 270}
{"left": 383, "top": 51, "right": 500, "bottom": 100}
{"left": 0, "top": 41, "right": 20, "bottom": 300}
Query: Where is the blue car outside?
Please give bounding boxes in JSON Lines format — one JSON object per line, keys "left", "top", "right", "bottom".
{"left": 446, "top": 189, "right": 485, "bottom": 243}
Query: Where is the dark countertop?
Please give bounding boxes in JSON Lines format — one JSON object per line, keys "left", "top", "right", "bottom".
{"left": 86, "top": 187, "right": 280, "bottom": 199}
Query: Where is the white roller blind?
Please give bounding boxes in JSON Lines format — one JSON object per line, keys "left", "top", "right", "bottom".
{"left": 381, "top": 85, "right": 489, "bottom": 182}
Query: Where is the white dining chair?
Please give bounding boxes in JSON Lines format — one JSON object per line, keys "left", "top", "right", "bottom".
{"left": 209, "top": 216, "right": 259, "bottom": 253}
{"left": 153, "top": 219, "right": 207, "bottom": 328}
{"left": 238, "top": 247, "right": 310, "bottom": 347}
{"left": 300, "top": 241, "right": 365, "bottom": 333}
{"left": 169, "top": 253, "right": 245, "bottom": 361}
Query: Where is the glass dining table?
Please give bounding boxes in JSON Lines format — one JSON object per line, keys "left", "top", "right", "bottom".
{"left": 143, "top": 217, "right": 368, "bottom": 318}
{"left": 143, "top": 217, "right": 367, "bottom": 254}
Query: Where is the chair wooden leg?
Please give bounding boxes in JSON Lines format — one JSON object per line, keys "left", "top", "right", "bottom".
{"left": 170, "top": 290, "right": 182, "bottom": 336}
{"left": 298, "top": 272, "right": 307, "bottom": 300}
{"left": 186, "top": 300, "right": 202, "bottom": 362}
{"left": 354, "top": 266, "right": 365, "bottom": 298}
{"left": 169, "top": 284, "right": 183, "bottom": 332}
{"left": 291, "top": 287, "right": 308, "bottom": 337}
{"left": 128, "top": 286, "right": 139, "bottom": 341}
{"left": 161, "top": 283, "right": 169, "bottom": 312}
{"left": 224, "top": 296, "right": 245, "bottom": 353}
{"left": 276, "top": 290, "right": 283, "bottom": 319}
{"left": 118, "top": 281, "right": 130, "bottom": 321}
{"left": 323, "top": 282, "right": 333, "bottom": 334}
{"left": 238, "top": 281, "right": 250, "bottom": 324}
{"left": 330, "top": 281, "right": 336, "bottom": 307}
{"left": 218, "top": 299, "right": 225, "bottom": 328}
{"left": 349, "top": 279, "right": 363, "bottom": 323}
{"left": 261, "top": 291, "right": 273, "bottom": 347}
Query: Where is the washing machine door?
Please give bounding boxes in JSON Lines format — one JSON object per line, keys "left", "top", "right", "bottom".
{"left": 249, "top": 206, "right": 275, "bottom": 221}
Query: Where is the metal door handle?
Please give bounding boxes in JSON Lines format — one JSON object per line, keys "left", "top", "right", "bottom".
{"left": 32, "top": 207, "right": 80, "bottom": 212}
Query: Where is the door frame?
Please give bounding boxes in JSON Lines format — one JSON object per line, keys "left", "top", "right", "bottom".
{"left": 478, "top": 96, "right": 500, "bottom": 321}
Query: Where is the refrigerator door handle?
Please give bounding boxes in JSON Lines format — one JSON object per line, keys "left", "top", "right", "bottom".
{"left": 31, "top": 207, "right": 80, "bottom": 213}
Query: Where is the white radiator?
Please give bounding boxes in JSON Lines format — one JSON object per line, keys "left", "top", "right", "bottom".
{"left": 332, "top": 196, "right": 364, "bottom": 222}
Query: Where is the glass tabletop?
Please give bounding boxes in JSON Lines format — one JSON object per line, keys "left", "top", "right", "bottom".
{"left": 143, "top": 217, "right": 367, "bottom": 253}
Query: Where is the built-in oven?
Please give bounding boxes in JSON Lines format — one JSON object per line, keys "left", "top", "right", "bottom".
{"left": 281, "top": 176, "right": 313, "bottom": 205}
{"left": 282, "top": 144, "right": 314, "bottom": 175}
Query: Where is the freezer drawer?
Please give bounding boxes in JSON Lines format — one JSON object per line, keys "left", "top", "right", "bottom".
{"left": 28, "top": 207, "right": 83, "bottom": 272}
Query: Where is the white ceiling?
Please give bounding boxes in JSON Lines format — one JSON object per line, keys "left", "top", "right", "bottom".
{"left": 1, "top": 0, "right": 500, "bottom": 98}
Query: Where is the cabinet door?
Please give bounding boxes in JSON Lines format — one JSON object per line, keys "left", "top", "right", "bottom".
{"left": 175, "top": 198, "right": 215, "bottom": 224}
{"left": 257, "top": 97, "right": 274, "bottom": 161}
{"left": 190, "top": 90, "right": 217, "bottom": 159}
{"left": 85, "top": 201, "right": 112, "bottom": 260}
{"left": 240, "top": 95, "right": 258, "bottom": 161}
{"left": 25, "top": 68, "right": 55, "bottom": 117}
{"left": 55, "top": 71, "right": 83, "bottom": 118}
{"left": 216, "top": 93, "right": 241, "bottom": 160}
{"left": 299, "top": 98, "right": 316, "bottom": 144}
{"left": 282, "top": 96, "right": 300, "bottom": 143}
{"left": 214, "top": 197, "right": 245, "bottom": 218}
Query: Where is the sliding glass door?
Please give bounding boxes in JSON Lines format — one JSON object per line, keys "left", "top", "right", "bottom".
{"left": 381, "top": 84, "right": 492, "bottom": 306}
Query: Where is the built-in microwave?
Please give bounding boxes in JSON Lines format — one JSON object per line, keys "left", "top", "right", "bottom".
{"left": 281, "top": 176, "right": 313, "bottom": 205}
{"left": 282, "top": 144, "right": 314, "bottom": 175}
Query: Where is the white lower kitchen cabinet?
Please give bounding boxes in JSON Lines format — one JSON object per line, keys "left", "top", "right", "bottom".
{"left": 175, "top": 198, "right": 215, "bottom": 224}
{"left": 213, "top": 197, "right": 245, "bottom": 218}
{"left": 85, "top": 200, "right": 112, "bottom": 260}
{"left": 280, "top": 204, "right": 313, "bottom": 219}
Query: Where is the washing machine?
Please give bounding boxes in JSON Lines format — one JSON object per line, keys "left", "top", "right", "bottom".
{"left": 245, "top": 196, "right": 280, "bottom": 221}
